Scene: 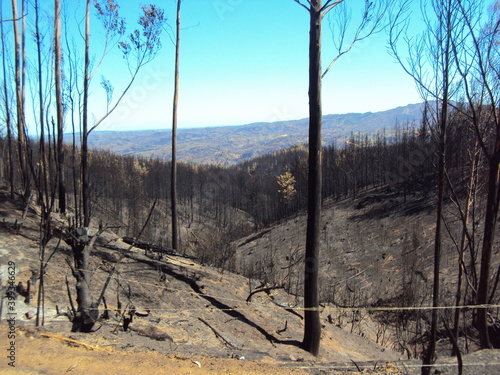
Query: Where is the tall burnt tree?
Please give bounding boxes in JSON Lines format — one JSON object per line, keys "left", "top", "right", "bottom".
{"left": 390, "top": 0, "right": 500, "bottom": 363}
{"left": 423, "top": 3, "right": 454, "bottom": 372}
{"left": 33, "top": 0, "right": 56, "bottom": 326}
{"left": 294, "top": 0, "right": 389, "bottom": 356}
{"left": 171, "top": 0, "right": 182, "bottom": 252}
{"left": 79, "top": 1, "right": 165, "bottom": 227}
{"left": 54, "top": 0, "right": 65, "bottom": 214}
{"left": 10, "top": 0, "right": 28, "bottom": 196}
{"left": 33, "top": 0, "right": 49, "bottom": 210}
{"left": 302, "top": 0, "right": 323, "bottom": 356}
{"left": 66, "top": 1, "right": 165, "bottom": 332}
{"left": 452, "top": 0, "right": 500, "bottom": 349}
{"left": 81, "top": 0, "right": 91, "bottom": 227}
{"left": 0, "top": 4, "right": 14, "bottom": 198}
{"left": 389, "top": 1, "right": 458, "bottom": 372}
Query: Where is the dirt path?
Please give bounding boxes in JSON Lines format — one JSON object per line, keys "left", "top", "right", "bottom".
{"left": 0, "top": 324, "right": 307, "bottom": 375}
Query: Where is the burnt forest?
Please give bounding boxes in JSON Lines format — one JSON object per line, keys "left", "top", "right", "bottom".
{"left": 1, "top": 0, "right": 500, "bottom": 374}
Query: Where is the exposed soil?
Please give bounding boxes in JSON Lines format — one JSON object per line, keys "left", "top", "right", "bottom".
{"left": 0, "top": 324, "right": 308, "bottom": 375}
{"left": 1, "top": 187, "right": 499, "bottom": 374}
{"left": 0, "top": 188, "right": 399, "bottom": 374}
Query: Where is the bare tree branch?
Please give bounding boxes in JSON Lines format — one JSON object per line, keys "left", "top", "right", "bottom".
{"left": 0, "top": 11, "right": 28, "bottom": 23}
{"left": 323, "top": 0, "right": 391, "bottom": 78}
{"left": 88, "top": 5, "right": 165, "bottom": 134}
{"left": 321, "top": 0, "right": 344, "bottom": 16}
{"left": 294, "top": 0, "right": 311, "bottom": 11}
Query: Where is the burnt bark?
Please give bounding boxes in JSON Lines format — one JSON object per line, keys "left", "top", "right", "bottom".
{"left": 11, "top": 0, "right": 27, "bottom": 194}
{"left": 65, "top": 227, "right": 98, "bottom": 332}
{"left": 54, "top": 0, "right": 66, "bottom": 214}
{"left": 0, "top": 4, "right": 14, "bottom": 198}
{"left": 422, "top": 2, "right": 452, "bottom": 372}
{"left": 170, "top": 0, "right": 181, "bottom": 251}
{"left": 302, "top": 0, "right": 322, "bottom": 357}
{"left": 477, "top": 150, "right": 500, "bottom": 349}
{"left": 82, "top": 0, "right": 91, "bottom": 227}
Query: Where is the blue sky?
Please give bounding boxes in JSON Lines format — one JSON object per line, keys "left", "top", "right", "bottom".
{"left": 2, "top": 0, "right": 424, "bottom": 133}
{"left": 102, "top": 0, "right": 423, "bottom": 132}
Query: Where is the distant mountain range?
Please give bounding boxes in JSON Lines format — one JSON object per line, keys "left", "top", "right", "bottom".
{"left": 86, "top": 102, "right": 424, "bottom": 165}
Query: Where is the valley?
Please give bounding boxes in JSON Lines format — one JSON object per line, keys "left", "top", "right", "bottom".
{"left": 2, "top": 100, "right": 500, "bottom": 374}
{"left": 1, "top": 181, "right": 500, "bottom": 374}
{"left": 85, "top": 103, "right": 424, "bottom": 165}
{"left": 2, "top": 0, "right": 500, "bottom": 372}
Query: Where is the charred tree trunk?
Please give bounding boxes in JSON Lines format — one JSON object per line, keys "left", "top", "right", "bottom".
{"left": 66, "top": 227, "right": 98, "bottom": 332}
{"left": 54, "top": 0, "right": 66, "bottom": 214}
{"left": 35, "top": 0, "right": 48, "bottom": 207}
{"left": 422, "top": 101, "right": 448, "bottom": 375}
{"left": 34, "top": 0, "right": 49, "bottom": 327}
{"left": 82, "top": 0, "right": 91, "bottom": 227}
{"left": 422, "top": 3, "right": 452, "bottom": 371}
{"left": 477, "top": 146, "right": 500, "bottom": 349}
{"left": 72, "top": 246, "right": 97, "bottom": 332}
{"left": 452, "top": 140, "right": 478, "bottom": 355}
{"left": 170, "top": 0, "right": 181, "bottom": 251}
{"left": 302, "top": 0, "right": 322, "bottom": 356}
{"left": 448, "top": 1, "right": 500, "bottom": 349}
{"left": 425, "top": 2, "right": 459, "bottom": 372}
{"left": 0, "top": 5, "right": 14, "bottom": 198}
{"left": 11, "top": 0, "right": 27, "bottom": 195}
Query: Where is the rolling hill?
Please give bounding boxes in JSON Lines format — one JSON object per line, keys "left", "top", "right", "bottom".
{"left": 85, "top": 102, "right": 424, "bottom": 165}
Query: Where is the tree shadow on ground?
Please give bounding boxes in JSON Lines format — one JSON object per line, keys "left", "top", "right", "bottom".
{"left": 348, "top": 192, "right": 434, "bottom": 222}
{"left": 125, "top": 251, "right": 302, "bottom": 349}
